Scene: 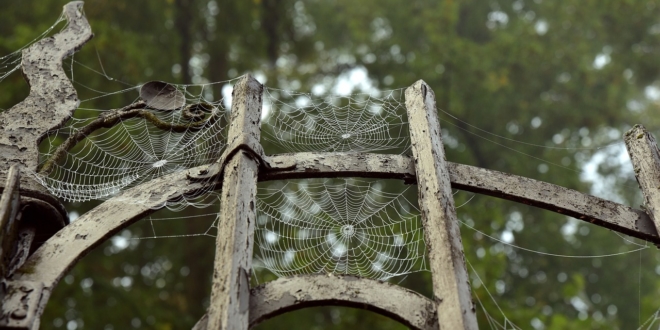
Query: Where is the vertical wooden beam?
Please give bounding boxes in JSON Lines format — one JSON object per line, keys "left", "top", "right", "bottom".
{"left": 206, "top": 75, "right": 263, "bottom": 330}
{"left": 0, "top": 165, "right": 21, "bottom": 278}
{"left": 405, "top": 80, "right": 478, "bottom": 329}
{"left": 625, "top": 124, "right": 660, "bottom": 235}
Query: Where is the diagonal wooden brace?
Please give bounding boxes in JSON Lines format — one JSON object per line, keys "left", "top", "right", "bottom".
{"left": 405, "top": 80, "right": 478, "bottom": 329}
{"left": 624, "top": 124, "right": 660, "bottom": 239}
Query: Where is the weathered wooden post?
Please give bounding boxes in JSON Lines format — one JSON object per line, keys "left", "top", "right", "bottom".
{"left": 625, "top": 124, "right": 660, "bottom": 236}
{"left": 206, "top": 75, "right": 263, "bottom": 329}
{"left": 405, "top": 80, "right": 478, "bottom": 329}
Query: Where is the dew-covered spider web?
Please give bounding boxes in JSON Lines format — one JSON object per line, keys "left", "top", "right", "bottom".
{"left": 30, "top": 80, "right": 235, "bottom": 204}
{"left": 262, "top": 87, "right": 410, "bottom": 154}
{"left": 0, "top": 12, "right": 66, "bottom": 88}
{"left": 5, "top": 5, "right": 660, "bottom": 330}
{"left": 253, "top": 178, "right": 427, "bottom": 280}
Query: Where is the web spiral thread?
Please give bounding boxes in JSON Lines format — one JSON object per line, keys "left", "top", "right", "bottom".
{"left": 254, "top": 179, "right": 427, "bottom": 280}
{"left": 262, "top": 88, "right": 411, "bottom": 154}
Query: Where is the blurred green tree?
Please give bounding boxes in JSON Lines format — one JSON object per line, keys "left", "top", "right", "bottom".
{"left": 2, "top": 0, "right": 660, "bottom": 329}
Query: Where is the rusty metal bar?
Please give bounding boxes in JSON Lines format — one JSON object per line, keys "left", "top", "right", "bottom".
{"left": 405, "top": 80, "right": 477, "bottom": 329}
{"left": 625, "top": 125, "right": 660, "bottom": 236}
{"left": 206, "top": 75, "right": 263, "bottom": 330}
{"left": 193, "top": 274, "right": 438, "bottom": 330}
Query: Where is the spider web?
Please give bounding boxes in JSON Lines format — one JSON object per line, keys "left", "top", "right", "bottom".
{"left": 30, "top": 80, "right": 235, "bottom": 204}
{"left": 0, "top": 12, "right": 66, "bottom": 86}
{"left": 253, "top": 178, "right": 427, "bottom": 280}
{"left": 261, "top": 87, "right": 410, "bottom": 154}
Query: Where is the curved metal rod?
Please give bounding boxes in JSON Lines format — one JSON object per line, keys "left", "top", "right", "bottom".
{"left": 447, "top": 161, "right": 659, "bottom": 242}
{"left": 17, "top": 152, "right": 660, "bottom": 284}
{"left": 263, "top": 152, "right": 659, "bottom": 243}
{"left": 39, "top": 101, "right": 223, "bottom": 175}
{"left": 13, "top": 164, "right": 222, "bottom": 322}
{"left": 14, "top": 152, "right": 658, "bottom": 321}
{"left": 192, "top": 274, "right": 438, "bottom": 330}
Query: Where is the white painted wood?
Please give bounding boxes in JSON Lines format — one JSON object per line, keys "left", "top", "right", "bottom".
{"left": 405, "top": 80, "right": 478, "bottom": 330}
{"left": 625, "top": 124, "right": 660, "bottom": 236}
{"left": 206, "top": 75, "right": 263, "bottom": 330}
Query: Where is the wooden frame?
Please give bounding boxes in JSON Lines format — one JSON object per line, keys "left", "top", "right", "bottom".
{"left": 2, "top": 3, "right": 660, "bottom": 329}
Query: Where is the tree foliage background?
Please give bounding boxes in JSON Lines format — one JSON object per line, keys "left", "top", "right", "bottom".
{"left": 2, "top": 0, "right": 660, "bottom": 329}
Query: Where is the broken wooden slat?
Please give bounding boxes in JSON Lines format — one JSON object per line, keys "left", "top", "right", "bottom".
{"left": 0, "top": 166, "right": 20, "bottom": 278}
{"left": 625, "top": 124, "right": 660, "bottom": 236}
{"left": 206, "top": 75, "right": 263, "bottom": 330}
{"left": 405, "top": 80, "right": 478, "bottom": 329}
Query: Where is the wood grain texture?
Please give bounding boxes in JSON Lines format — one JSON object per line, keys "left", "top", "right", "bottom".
{"left": 405, "top": 80, "right": 478, "bottom": 330}
{"left": 625, "top": 125, "right": 660, "bottom": 236}
{"left": 206, "top": 75, "right": 263, "bottom": 330}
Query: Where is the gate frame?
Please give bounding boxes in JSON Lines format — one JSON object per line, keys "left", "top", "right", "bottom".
{"left": 1, "top": 3, "right": 659, "bottom": 329}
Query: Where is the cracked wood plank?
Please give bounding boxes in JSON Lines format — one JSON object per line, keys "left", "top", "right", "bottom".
{"left": 193, "top": 274, "right": 438, "bottom": 330}
{"left": 405, "top": 80, "right": 477, "bottom": 329}
{"left": 206, "top": 75, "right": 263, "bottom": 330}
{"left": 625, "top": 125, "right": 660, "bottom": 236}
{"left": 0, "top": 1, "right": 92, "bottom": 198}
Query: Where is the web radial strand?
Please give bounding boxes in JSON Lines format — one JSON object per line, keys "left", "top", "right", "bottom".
{"left": 261, "top": 88, "right": 411, "bottom": 154}
{"left": 31, "top": 82, "right": 232, "bottom": 205}
{"left": 0, "top": 13, "right": 66, "bottom": 85}
{"left": 254, "top": 179, "right": 428, "bottom": 280}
